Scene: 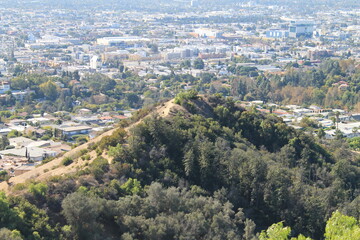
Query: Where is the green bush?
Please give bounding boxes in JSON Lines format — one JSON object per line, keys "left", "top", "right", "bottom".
{"left": 80, "top": 149, "right": 88, "bottom": 155}
{"left": 348, "top": 137, "right": 360, "bottom": 150}
{"left": 95, "top": 148, "right": 103, "bottom": 156}
{"left": 81, "top": 154, "right": 91, "bottom": 161}
{"left": 62, "top": 157, "right": 73, "bottom": 166}
{"left": 41, "top": 156, "right": 55, "bottom": 165}
{"left": 0, "top": 170, "right": 9, "bottom": 182}
{"left": 90, "top": 156, "right": 109, "bottom": 181}
{"left": 40, "top": 135, "right": 51, "bottom": 140}
{"left": 97, "top": 128, "right": 127, "bottom": 150}
{"left": 29, "top": 182, "right": 48, "bottom": 197}
{"left": 174, "top": 90, "right": 199, "bottom": 105}
{"left": 7, "top": 130, "right": 21, "bottom": 138}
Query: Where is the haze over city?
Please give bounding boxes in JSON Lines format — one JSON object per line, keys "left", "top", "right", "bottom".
{"left": 0, "top": 1, "right": 359, "bottom": 239}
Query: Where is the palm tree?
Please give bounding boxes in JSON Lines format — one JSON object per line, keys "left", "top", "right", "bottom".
{"left": 335, "top": 111, "right": 340, "bottom": 129}
{"left": 330, "top": 116, "right": 336, "bottom": 129}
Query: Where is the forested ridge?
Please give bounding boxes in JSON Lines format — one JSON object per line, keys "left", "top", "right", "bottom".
{"left": 0, "top": 94, "right": 360, "bottom": 240}
{"left": 2, "top": 59, "right": 360, "bottom": 119}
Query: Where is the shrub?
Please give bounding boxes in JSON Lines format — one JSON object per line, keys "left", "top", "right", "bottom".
{"left": 49, "top": 175, "right": 63, "bottom": 183}
{"left": 97, "top": 128, "right": 127, "bottom": 150}
{"left": 90, "top": 156, "right": 109, "bottom": 181}
{"left": 120, "top": 178, "right": 142, "bottom": 195}
{"left": 76, "top": 168, "right": 91, "bottom": 176}
{"left": 174, "top": 89, "right": 199, "bottom": 105}
{"left": 88, "top": 142, "right": 96, "bottom": 151}
{"left": 7, "top": 130, "right": 21, "bottom": 138}
{"left": 95, "top": 148, "right": 103, "bottom": 156}
{"left": 74, "top": 135, "right": 89, "bottom": 145}
{"left": 62, "top": 157, "right": 73, "bottom": 166}
{"left": 12, "top": 183, "right": 27, "bottom": 191}
{"left": 81, "top": 154, "right": 91, "bottom": 161}
{"left": 0, "top": 171, "right": 9, "bottom": 182}
{"left": 29, "top": 182, "right": 48, "bottom": 197}
{"left": 40, "top": 135, "right": 51, "bottom": 140}
{"left": 41, "top": 157, "right": 55, "bottom": 165}
{"left": 80, "top": 149, "right": 88, "bottom": 155}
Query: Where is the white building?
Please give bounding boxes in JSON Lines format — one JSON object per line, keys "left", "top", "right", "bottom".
{"left": 0, "top": 81, "right": 10, "bottom": 94}
{"left": 90, "top": 56, "right": 101, "bottom": 69}
{"left": 288, "top": 20, "right": 315, "bottom": 38}
{"left": 96, "top": 37, "right": 150, "bottom": 48}
{"left": 0, "top": 147, "right": 57, "bottom": 161}
{"left": 9, "top": 137, "right": 35, "bottom": 149}
{"left": 325, "top": 122, "right": 360, "bottom": 139}
{"left": 194, "top": 29, "right": 223, "bottom": 38}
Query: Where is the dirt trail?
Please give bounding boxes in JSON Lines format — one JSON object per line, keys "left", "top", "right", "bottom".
{"left": 0, "top": 99, "right": 181, "bottom": 193}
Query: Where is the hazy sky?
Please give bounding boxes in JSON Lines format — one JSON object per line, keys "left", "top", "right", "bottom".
{"left": 0, "top": 0, "right": 358, "bottom": 11}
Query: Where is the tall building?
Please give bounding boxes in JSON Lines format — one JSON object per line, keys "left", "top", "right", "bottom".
{"left": 90, "top": 56, "right": 101, "bottom": 69}
{"left": 288, "top": 21, "right": 314, "bottom": 38}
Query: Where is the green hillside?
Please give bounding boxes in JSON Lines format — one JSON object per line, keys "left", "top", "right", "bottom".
{"left": 0, "top": 94, "right": 360, "bottom": 240}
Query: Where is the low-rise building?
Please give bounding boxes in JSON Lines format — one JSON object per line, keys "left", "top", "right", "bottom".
{"left": 9, "top": 137, "right": 35, "bottom": 149}
{"left": 0, "top": 81, "right": 10, "bottom": 94}
{"left": 13, "top": 164, "right": 35, "bottom": 176}
{"left": 57, "top": 125, "right": 93, "bottom": 137}
{"left": 0, "top": 147, "right": 57, "bottom": 161}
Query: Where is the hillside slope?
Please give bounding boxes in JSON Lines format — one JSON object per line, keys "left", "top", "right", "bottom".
{"left": 0, "top": 94, "right": 359, "bottom": 240}
{"left": 0, "top": 99, "right": 184, "bottom": 192}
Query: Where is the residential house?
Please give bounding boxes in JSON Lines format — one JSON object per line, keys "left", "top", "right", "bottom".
{"left": 56, "top": 125, "right": 93, "bottom": 138}
{"left": 0, "top": 147, "right": 57, "bottom": 161}
{"left": 9, "top": 137, "right": 35, "bottom": 149}
{"left": 0, "top": 81, "right": 10, "bottom": 94}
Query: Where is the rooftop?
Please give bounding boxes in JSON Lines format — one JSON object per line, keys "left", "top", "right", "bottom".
{"left": 59, "top": 125, "right": 93, "bottom": 132}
